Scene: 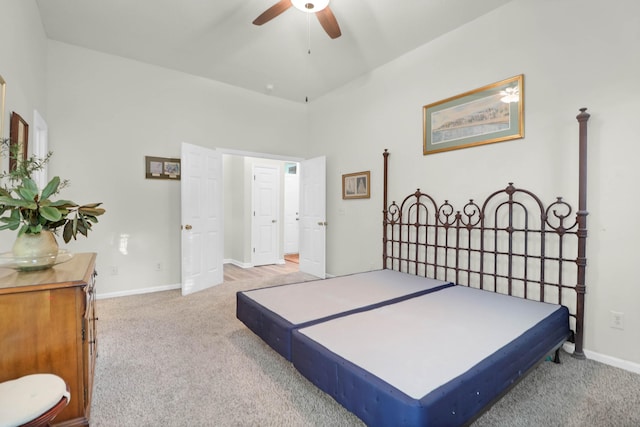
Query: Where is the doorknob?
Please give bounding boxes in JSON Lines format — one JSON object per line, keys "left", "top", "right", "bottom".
{"left": 272, "top": 220, "right": 277, "bottom": 223}
{"left": 184, "top": 224, "right": 193, "bottom": 230}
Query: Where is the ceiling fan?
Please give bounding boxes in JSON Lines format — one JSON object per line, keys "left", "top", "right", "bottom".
{"left": 253, "top": 0, "right": 342, "bottom": 39}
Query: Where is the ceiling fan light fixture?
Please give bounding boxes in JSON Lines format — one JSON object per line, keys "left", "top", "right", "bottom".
{"left": 291, "top": 0, "right": 329, "bottom": 13}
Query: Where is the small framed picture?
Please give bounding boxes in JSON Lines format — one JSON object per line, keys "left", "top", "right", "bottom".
{"left": 342, "top": 171, "right": 370, "bottom": 200}
{"left": 145, "top": 156, "right": 181, "bottom": 180}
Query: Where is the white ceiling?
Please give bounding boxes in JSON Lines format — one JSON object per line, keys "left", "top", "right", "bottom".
{"left": 36, "top": 0, "right": 512, "bottom": 103}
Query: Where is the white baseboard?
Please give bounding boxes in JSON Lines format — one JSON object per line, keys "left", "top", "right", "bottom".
{"left": 224, "top": 258, "right": 287, "bottom": 267}
{"left": 562, "top": 342, "right": 640, "bottom": 374}
{"left": 97, "top": 283, "right": 181, "bottom": 300}
{"left": 224, "top": 259, "right": 253, "bottom": 269}
{"left": 97, "top": 259, "right": 273, "bottom": 299}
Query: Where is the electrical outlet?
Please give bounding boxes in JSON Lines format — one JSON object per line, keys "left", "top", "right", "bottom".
{"left": 155, "top": 262, "right": 162, "bottom": 271}
{"left": 610, "top": 311, "right": 624, "bottom": 330}
{"left": 109, "top": 266, "right": 118, "bottom": 276}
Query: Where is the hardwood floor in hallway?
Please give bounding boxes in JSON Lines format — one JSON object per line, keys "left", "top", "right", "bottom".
{"left": 284, "top": 253, "right": 299, "bottom": 264}
{"left": 223, "top": 260, "right": 300, "bottom": 282}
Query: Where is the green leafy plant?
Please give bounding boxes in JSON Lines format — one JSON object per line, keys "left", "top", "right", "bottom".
{"left": 0, "top": 138, "right": 105, "bottom": 243}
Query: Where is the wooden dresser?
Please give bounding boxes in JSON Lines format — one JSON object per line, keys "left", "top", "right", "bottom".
{"left": 0, "top": 252, "right": 97, "bottom": 427}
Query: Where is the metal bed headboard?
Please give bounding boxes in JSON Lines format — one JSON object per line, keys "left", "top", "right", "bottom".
{"left": 382, "top": 108, "right": 590, "bottom": 358}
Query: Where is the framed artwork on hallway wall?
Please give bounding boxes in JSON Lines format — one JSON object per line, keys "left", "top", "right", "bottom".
{"left": 423, "top": 74, "right": 524, "bottom": 155}
{"left": 145, "top": 156, "right": 181, "bottom": 180}
{"left": 342, "top": 171, "right": 370, "bottom": 200}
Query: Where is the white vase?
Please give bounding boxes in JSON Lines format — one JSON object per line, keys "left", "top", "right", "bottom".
{"left": 12, "top": 230, "right": 60, "bottom": 270}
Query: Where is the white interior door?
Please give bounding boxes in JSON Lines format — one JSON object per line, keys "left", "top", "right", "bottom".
{"left": 252, "top": 165, "right": 279, "bottom": 266}
{"left": 181, "top": 142, "right": 223, "bottom": 296}
{"left": 284, "top": 165, "right": 299, "bottom": 254}
{"left": 299, "top": 156, "right": 326, "bottom": 278}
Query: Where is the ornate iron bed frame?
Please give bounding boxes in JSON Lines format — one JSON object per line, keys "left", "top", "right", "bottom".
{"left": 383, "top": 108, "right": 590, "bottom": 358}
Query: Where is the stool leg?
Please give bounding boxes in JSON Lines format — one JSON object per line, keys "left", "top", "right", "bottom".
{"left": 20, "top": 395, "right": 69, "bottom": 427}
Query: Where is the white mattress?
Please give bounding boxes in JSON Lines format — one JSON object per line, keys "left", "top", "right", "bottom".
{"left": 242, "top": 269, "right": 450, "bottom": 324}
{"left": 296, "top": 285, "right": 564, "bottom": 399}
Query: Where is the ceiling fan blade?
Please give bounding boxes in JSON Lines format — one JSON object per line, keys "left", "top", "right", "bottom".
{"left": 316, "top": 6, "right": 341, "bottom": 39}
{"left": 253, "top": 0, "right": 293, "bottom": 26}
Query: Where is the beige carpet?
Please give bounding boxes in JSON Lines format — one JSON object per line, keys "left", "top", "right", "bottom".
{"left": 91, "top": 273, "right": 640, "bottom": 426}
{"left": 92, "top": 272, "right": 365, "bottom": 426}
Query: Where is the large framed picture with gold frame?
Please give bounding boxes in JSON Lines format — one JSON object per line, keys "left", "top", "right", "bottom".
{"left": 423, "top": 75, "right": 524, "bottom": 155}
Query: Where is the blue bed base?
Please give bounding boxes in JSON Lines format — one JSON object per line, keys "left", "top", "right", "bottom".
{"left": 291, "top": 306, "right": 570, "bottom": 426}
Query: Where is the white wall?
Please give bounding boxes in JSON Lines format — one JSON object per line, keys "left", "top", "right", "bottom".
{"left": 44, "top": 41, "right": 308, "bottom": 297}
{"left": 223, "top": 155, "right": 246, "bottom": 264}
{"left": 0, "top": 0, "right": 47, "bottom": 184}
{"left": 309, "top": 0, "right": 640, "bottom": 364}
{"left": 2, "top": 0, "right": 638, "bottom": 366}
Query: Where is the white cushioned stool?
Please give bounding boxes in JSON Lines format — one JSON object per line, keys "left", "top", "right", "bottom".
{"left": 0, "top": 374, "right": 70, "bottom": 427}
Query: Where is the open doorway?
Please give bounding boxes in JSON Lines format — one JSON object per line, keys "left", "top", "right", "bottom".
{"left": 283, "top": 161, "right": 300, "bottom": 263}
{"left": 222, "top": 153, "right": 300, "bottom": 274}
{"left": 181, "top": 147, "right": 326, "bottom": 293}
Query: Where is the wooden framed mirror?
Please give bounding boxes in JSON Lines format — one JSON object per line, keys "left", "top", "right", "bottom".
{"left": 9, "top": 112, "right": 29, "bottom": 171}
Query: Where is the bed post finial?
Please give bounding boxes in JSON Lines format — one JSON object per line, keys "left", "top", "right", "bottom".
{"left": 383, "top": 149, "right": 390, "bottom": 270}
{"left": 383, "top": 149, "right": 390, "bottom": 212}
{"left": 574, "top": 108, "right": 590, "bottom": 359}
